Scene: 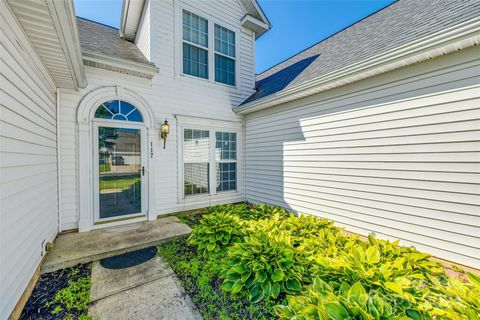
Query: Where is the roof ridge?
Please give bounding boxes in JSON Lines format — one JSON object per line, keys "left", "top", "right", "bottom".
{"left": 76, "top": 16, "right": 119, "bottom": 30}
{"left": 256, "top": 0, "right": 398, "bottom": 78}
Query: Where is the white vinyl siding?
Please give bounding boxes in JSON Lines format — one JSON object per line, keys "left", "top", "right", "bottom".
{"left": 58, "top": 0, "right": 252, "bottom": 230}
{"left": 0, "top": 3, "right": 58, "bottom": 318}
{"left": 244, "top": 46, "right": 480, "bottom": 269}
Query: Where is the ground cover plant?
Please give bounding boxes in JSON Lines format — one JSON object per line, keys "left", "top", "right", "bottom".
{"left": 21, "top": 263, "right": 92, "bottom": 320}
{"left": 160, "top": 203, "right": 480, "bottom": 320}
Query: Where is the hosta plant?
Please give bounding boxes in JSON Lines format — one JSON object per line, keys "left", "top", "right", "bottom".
{"left": 187, "top": 212, "right": 244, "bottom": 255}
{"left": 275, "top": 277, "right": 408, "bottom": 320}
{"left": 221, "top": 231, "right": 304, "bottom": 302}
{"left": 207, "top": 202, "right": 250, "bottom": 217}
{"left": 247, "top": 203, "right": 290, "bottom": 220}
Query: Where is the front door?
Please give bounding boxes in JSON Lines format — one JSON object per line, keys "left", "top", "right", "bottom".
{"left": 94, "top": 124, "right": 146, "bottom": 222}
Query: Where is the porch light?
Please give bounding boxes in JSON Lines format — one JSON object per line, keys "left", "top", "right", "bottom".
{"left": 161, "top": 119, "right": 169, "bottom": 149}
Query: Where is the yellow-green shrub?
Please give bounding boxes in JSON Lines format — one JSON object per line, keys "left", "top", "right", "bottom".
{"left": 187, "top": 212, "right": 244, "bottom": 255}
{"left": 275, "top": 277, "right": 407, "bottom": 320}
{"left": 221, "top": 231, "right": 304, "bottom": 302}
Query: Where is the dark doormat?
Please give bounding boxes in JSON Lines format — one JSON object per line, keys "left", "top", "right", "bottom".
{"left": 100, "top": 247, "right": 157, "bottom": 269}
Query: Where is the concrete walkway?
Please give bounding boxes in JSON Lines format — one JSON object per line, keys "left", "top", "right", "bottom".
{"left": 42, "top": 216, "right": 191, "bottom": 273}
{"left": 89, "top": 254, "right": 202, "bottom": 320}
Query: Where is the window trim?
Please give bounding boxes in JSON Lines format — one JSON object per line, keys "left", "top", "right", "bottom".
{"left": 176, "top": 3, "right": 240, "bottom": 88}
{"left": 215, "top": 131, "right": 237, "bottom": 193}
{"left": 176, "top": 115, "right": 242, "bottom": 204}
{"left": 182, "top": 10, "right": 209, "bottom": 79}
{"left": 214, "top": 23, "right": 236, "bottom": 86}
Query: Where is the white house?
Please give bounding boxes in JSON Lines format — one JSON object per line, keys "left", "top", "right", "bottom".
{"left": 1, "top": 0, "right": 479, "bottom": 318}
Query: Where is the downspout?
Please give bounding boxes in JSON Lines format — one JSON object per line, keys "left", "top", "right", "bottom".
{"left": 242, "top": 115, "right": 247, "bottom": 202}
{"left": 56, "top": 88, "right": 62, "bottom": 233}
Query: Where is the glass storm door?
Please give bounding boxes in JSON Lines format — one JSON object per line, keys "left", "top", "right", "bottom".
{"left": 97, "top": 126, "right": 144, "bottom": 220}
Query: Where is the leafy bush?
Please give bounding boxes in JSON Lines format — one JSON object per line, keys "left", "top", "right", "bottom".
{"left": 221, "top": 231, "right": 304, "bottom": 302}
{"left": 207, "top": 202, "right": 251, "bottom": 217}
{"left": 275, "top": 277, "right": 404, "bottom": 320}
{"left": 247, "top": 204, "right": 290, "bottom": 220}
{"left": 188, "top": 212, "right": 244, "bottom": 255}
{"left": 207, "top": 203, "right": 289, "bottom": 221}
{"left": 170, "top": 203, "right": 479, "bottom": 320}
{"left": 159, "top": 237, "right": 276, "bottom": 320}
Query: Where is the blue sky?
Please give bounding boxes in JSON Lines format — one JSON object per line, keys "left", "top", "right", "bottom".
{"left": 74, "top": 0, "right": 395, "bottom": 73}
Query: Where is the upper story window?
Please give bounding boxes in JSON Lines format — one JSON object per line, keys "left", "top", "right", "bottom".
{"left": 182, "top": 10, "right": 208, "bottom": 79}
{"left": 94, "top": 100, "right": 143, "bottom": 122}
{"left": 214, "top": 24, "right": 235, "bottom": 86}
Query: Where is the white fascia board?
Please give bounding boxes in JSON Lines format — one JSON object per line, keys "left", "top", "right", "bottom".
{"left": 120, "top": 0, "right": 145, "bottom": 41}
{"left": 82, "top": 50, "right": 159, "bottom": 79}
{"left": 46, "top": 0, "right": 87, "bottom": 89}
{"left": 241, "top": 14, "right": 270, "bottom": 39}
{"left": 235, "top": 16, "right": 480, "bottom": 114}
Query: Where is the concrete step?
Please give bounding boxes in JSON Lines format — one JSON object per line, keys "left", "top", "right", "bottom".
{"left": 41, "top": 216, "right": 191, "bottom": 274}
{"left": 90, "top": 255, "right": 174, "bottom": 302}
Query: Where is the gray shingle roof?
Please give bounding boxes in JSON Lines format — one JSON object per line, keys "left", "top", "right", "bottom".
{"left": 242, "top": 0, "right": 480, "bottom": 105}
{"left": 77, "top": 17, "right": 152, "bottom": 65}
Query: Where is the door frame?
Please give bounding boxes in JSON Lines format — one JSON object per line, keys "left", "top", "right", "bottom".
{"left": 76, "top": 86, "right": 157, "bottom": 232}
{"left": 92, "top": 121, "right": 148, "bottom": 224}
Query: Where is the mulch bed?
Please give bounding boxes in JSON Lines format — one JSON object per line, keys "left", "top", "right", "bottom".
{"left": 20, "top": 264, "right": 91, "bottom": 320}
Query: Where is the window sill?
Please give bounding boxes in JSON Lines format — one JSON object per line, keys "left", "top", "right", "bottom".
{"left": 179, "top": 73, "right": 238, "bottom": 91}
{"left": 179, "top": 190, "right": 241, "bottom": 205}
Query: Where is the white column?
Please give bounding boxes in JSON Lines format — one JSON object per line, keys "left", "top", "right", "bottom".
{"left": 78, "top": 123, "right": 92, "bottom": 231}
{"left": 147, "top": 127, "right": 158, "bottom": 221}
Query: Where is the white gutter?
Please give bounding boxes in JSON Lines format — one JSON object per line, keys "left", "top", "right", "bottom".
{"left": 236, "top": 16, "right": 480, "bottom": 115}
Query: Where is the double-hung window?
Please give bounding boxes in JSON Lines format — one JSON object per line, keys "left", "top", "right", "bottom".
{"left": 182, "top": 10, "right": 209, "bottom": 79}
{"left": 214, "top": 24, "right": 235, "bottom": 86}
{"left": 215, "top": 132, "right": 237, "bottom": 192}
{"left": 181, "top": 9, "right": 236, "bottom": 86}
{"left": 183, "top": 128, "right": 237, "bottom": 197}
{"left": 183, "top": 129, "right": 210, "bottom": 196}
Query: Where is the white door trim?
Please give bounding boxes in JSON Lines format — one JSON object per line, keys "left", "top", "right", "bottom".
{"left": 76, "top": 86, "right": 157, "bottom": 232}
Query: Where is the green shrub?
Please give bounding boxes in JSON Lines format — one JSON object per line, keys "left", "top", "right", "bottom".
{"left": 275, "top": 277, "right": 405, "bottom": 320}
{"left": 176, "top": 204, "right": 479, "bottom": 320}
{"left": 159, "top": 237, "right": 275, "bottom": 320}
{"left": 247, "top": 204, "right": 290, "bottom": 220}
{"left": 207, "top": 203, "right": 250, "bottom": 217}
{"left": 207, "top": 203, "right": 289, "bottom": 221}
{"left": 221, "top": 231, "right": 304, "bottom": 302}
{"left": 188, "top": 212, "right": 245, "bottom": 255}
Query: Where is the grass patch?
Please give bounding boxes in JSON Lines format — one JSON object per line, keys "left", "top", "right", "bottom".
{"left": 159, "top": 237, "right": 278, "bottom": 319}
{"left": 161, "top": 203, "right": 480, "bottom": 320}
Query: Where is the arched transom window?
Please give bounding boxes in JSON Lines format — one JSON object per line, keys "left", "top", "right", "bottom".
{"left": 94, "top": 100, "right": 143, "bottom": 122}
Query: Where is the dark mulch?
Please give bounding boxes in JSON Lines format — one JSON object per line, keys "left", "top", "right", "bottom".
{"left": 100, "top": 247, "right": 157, "bottom": 269}
{"left": 20, "top": 264, "right": 90, "bottom": 320}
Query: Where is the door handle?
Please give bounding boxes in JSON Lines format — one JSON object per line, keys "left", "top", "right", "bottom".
{"left": 142, "top": 166, "right": 145, "bottom": 176}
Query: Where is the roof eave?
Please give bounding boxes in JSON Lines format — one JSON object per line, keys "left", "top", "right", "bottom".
{"left": 82, "top": 50, "right": 159, "bottom": 79}
{"left": 119, "top": 0, "right": 146, "bottom": 41}
{"left": 241, "top": 14, "right": 271, "bottom": 39}
{"left": 235, "top": 16, "right": 480, "bottom": 115}
{"left": 46, "top": 0, "right": 87, "bottom": 90}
